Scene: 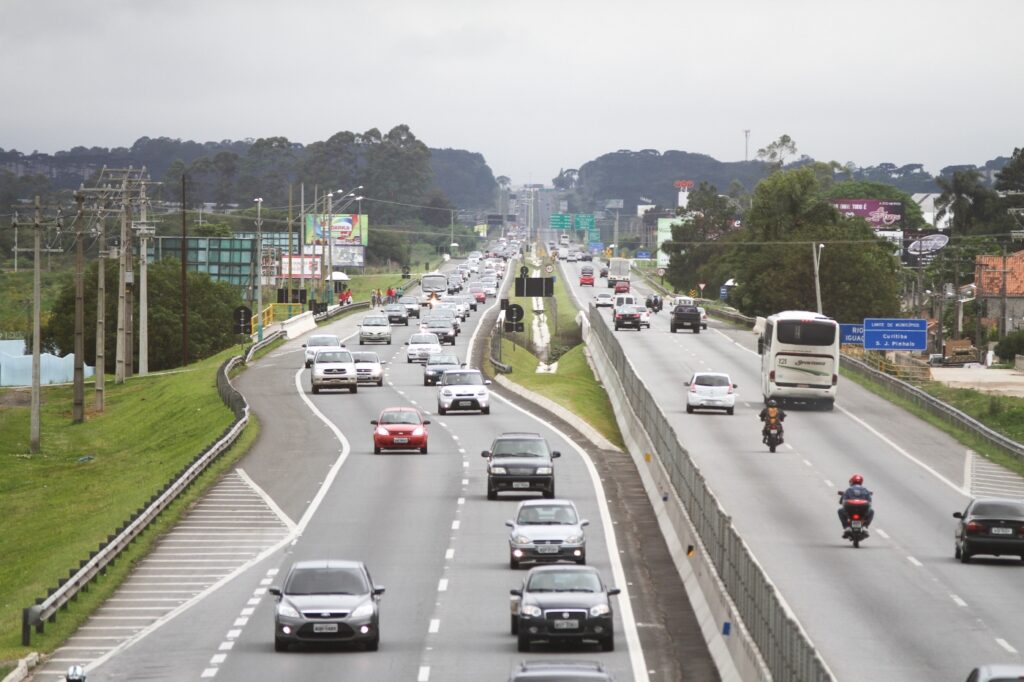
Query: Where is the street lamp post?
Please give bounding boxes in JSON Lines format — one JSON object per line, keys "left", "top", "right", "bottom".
{"left": 254, "top": 197, "right": 264, "bottom": 341}
{"left": 812, "top": 243, "right": 825, "bottom": 314}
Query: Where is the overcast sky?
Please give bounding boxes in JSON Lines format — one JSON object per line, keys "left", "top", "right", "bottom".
{"left": 2, "top": 0, "right": 1022, "bottom": 186}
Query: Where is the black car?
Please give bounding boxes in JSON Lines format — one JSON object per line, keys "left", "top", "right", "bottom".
{"left": 510, "top": 565, "right": 619, "bottom": 652}
{"left": 613, "top": 305, "right": 641, "bottom": 331}
{"left": 483, "top": 433, "right": 560, "bottom": 500}
{"left": 383, "top": 303, "right": 410, "bottom": 325}
{"left": 270, "top": 559, "right": 385, "bottom": 652}
{"left": 423, "top": 318, "right": 457, "bottom": 345}
{"left": 953, "top": 497, "right": 1024, "bottom": 563}
{"left": 508, "top": 660, "right": 614, "bottom": 681}
{"left": 423, "top": 352, "right": 463, "bottom": 386}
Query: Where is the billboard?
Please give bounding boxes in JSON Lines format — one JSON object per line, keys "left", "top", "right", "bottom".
{"left": 302, "top": 244, "right": 367, "bottom": 267}
{"left": 304, "top": 214, "right": 369, "bottom": 246}
{"left": 831, "top": 199, "right": 903, "bottom": 229}
{"left": 656, "top": 218, "right": 678, "bottom": 268}
{"left": 902, "top": 230, "right": 949, "bottom": 267}
{"left": 279, "top": 255, "right": 322, "bottom": 279}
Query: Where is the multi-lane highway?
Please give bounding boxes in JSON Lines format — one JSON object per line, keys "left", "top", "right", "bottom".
{"left": 76, "top": 258, "right": 712, "bottom": 682}
{"left": 558, "top": 255, "right": 1024, "bottom": 681}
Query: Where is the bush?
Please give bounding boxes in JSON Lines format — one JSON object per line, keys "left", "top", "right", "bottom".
{"left": 994, "top": 330, "right": 1024, "bottom": 362}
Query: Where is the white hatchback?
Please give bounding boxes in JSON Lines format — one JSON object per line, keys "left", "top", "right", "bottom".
{"left": 686, "top": 372, "right": 737, "bottom": 415}
{"left": 406, "top": 333, "right": 442, "bottom": 364}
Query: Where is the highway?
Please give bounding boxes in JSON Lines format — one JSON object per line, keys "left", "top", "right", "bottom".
{"left": 79, "top": 258, "right": 710, "bottom": 682}
{"left": 558, "top": 255, "right": 1024, "bottom": 681}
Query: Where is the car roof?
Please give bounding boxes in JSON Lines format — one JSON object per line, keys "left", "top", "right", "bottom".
{"left": 494, "top": 431, "right": 543, "bottom": 439}
{"left": 290, "top": 559, "right": 364, "bottom": 571}
{"left": 309, "top": 334, "right": 340, "bottom": 342}
{"left": 691, "top": 371, "right": 731, "bottom": 378}
{"left": 445, "top": 368, "right": 481, "bottom": 375}
{"left": 410, "top": 334, "right": 440, "bottom": 343}
{"left": 518, "top": 498, "right": 576, "bottom": 509}
{"left": 380, "top": 406, "right": 420, "bottom": 415}
{"left": 526, "top": 564, "right": 599, "bottom": 575}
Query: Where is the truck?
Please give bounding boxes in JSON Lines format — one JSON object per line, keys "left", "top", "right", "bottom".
{"left": 606, "top": 257, "right": 631, "bottom": 289}
{"left": 669, "top": 304, "right": 702, "bottom": 334}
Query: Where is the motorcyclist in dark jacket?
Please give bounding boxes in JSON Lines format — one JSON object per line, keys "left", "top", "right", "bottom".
{"left": 758, "top": 399, "right": 786, "bottom": 443}
{"left": 838, "top": 474, "right": 874, "bottom": 538}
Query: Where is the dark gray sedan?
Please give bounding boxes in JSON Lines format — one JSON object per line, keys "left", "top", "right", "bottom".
{"left": 423, "top": 352, "right": 463, "bottom": 386}
{"left": 954, "top": 497, "right": 1024, "bottom": 563}
{"left": 510, "top": 565, "right": 619, "bottom": 652}
{"left": 383, "top": 303, "right": 410, "bottom": 325}
{"left": 270, "top": 559, "right": 384, "bottom": 651}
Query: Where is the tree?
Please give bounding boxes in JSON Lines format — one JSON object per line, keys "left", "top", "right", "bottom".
{"left": 756, "top": 134, "right": 797, "bottom": 170}
{"left": 935, "top": 170, "right": 1000, "bottom": 237}
{"left": 662, "top": 182, "right": 739, "bottom": 291}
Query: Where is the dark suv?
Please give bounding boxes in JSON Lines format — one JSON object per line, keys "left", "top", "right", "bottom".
{"left": 482, "top": 433, "right": 560, "bottom": 500}
{"left": 670, "top": 305, "right": 702, "bottom": 334}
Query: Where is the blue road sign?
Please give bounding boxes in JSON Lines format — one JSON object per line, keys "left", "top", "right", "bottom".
{"left": 635, "top": 251, "right": 651, "bottom": 259}
{"left": 588, "top": 241, "right": 604, "bottom": 253}
{"left": 863, "top": 318, "right": 927, "bottom": 351}
{"left": 719, "top": 285, "right": 728, "bottom": 301}
{"left": 839, "top": 323, "right": 864, "bottom": 345}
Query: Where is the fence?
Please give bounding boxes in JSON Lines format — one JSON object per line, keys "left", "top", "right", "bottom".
{"left": 587, "top": 304, "right": 833, "bottom": 681}
{"left": 21, "top": 357, "right": 249, "bottom": 646}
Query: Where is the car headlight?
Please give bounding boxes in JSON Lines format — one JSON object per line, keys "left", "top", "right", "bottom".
{"left": 411, "top": 427, "right": 424, "bottom": 437}
{"left": 521, "top": 605, "right": 542, "bottom": 618}
{"left": 375, "top": 427, "right": 389, "bottom": 437}
{"left": 564, "top": 535, "right": 583, "bottom": 545}
{"left": 350, "top": 602, "right": 375, "bottom": 619}
{"left": 513, "top": 534, "right": 532, "bottom": 545}
{"left": 490, "top": 466, "right": 507, "bottom": 475}
{"left": 589, "top": 604, "right": 610, "bottom": 617}
{"left": 535, "top": 466, "right": 552, "bottom": 475}
{"left": 441, "top": 390, "right": 453, "bottom": 396}
{"left": 277, "top": 602, "right": 300, "bottom": 618}
{"left": 477, "top": 390, "right": 487, "bottom": 397}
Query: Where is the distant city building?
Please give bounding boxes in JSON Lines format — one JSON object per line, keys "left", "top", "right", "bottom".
{"left": 912, "top": 193, "right": 953, "bottom": 230}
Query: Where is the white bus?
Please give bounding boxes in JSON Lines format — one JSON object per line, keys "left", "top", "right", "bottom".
{"left": 559, "top": 233, "right": 570, "bottom": 247}
{"left": 419, "top": 272, "right": 449, "bottom": 307}
{"left": 757, "top": 310, "right": 839, "bottom": 409}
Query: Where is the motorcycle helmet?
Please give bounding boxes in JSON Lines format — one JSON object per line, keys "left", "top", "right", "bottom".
{"left": 849, "top": 474, "right": 864, "bottom": 486}
{"left": 66, "top": 665, "right": 87, "bottom": 682}
{"left": 767, "top": 399, "right": 777, "bottom": 407}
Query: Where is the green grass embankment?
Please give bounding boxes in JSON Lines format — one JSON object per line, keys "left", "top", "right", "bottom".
{"left": 0, "top": 349, "right": 254, "bottom": 663}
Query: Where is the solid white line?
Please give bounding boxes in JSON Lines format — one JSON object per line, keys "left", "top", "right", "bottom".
{"left": 428, "top": 618, "right": 440, "bottom": 633}
{"left": 491, "top": 391, "right": 650, "bottom": 682}
{"left": 417, "top": 666, "right": 431, "bottom": 682}
{"left": 875, "top": 529, "right": 890, "bottom": 539}
{"left": 964, "top": 450, "right": 973, "bottom": 494}
{"left": 996, "top": 638, "right": 1018, "bottom": 654}
{"left": 237, "top": 468, "right": 297, "bottom": 531}
{"left": 836, "top": 403, "right": 969, "bottom": 497}
{"left": 950, "top": 594, "right": 967, "bottom": 607}
{"left": 907, "top": 556, "right": 923, "bottom": 567}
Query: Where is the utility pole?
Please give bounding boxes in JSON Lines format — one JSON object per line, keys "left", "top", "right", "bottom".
{"left": 124, "top": 192, "right": 134, "bottom": 380}
{"left": 181, "top": 174, "right": 189, "bottom": 366}
{"left": 96, "top": 207, "right": 107, "bottom": 411}
{"left": 137, "top": 180, "right": 154, "bottom": 375}
{"left": 72, "top": 192, "right": 86, "bottom": 423}
{"left": 115, "top": 176, "right": 128, "bottom": 384}
{"left": 255, "top": 197, "right": 264, "bottom": 341}
{"left": 325, "top": 192, "right": 333, "bottom": 309}
{"left": 1000, "top": 244, "right": 1008, "bottom": 339}
{"left": 287, "top": 184, "right": 294, "bottom": 306}
{"left": 744, "top": 129, "right": 751, "bottom": 162}
{"left": 30, "top": 197, "right": 43, "bottom": 453}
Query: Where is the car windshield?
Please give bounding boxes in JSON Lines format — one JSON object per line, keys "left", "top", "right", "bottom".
{"left": 400, "top": 297, "right": 417, "bottom": 304}
{"left": 517, "top": 505, "right": 577, "bottom": 525}
{"left": 526, "top": 570, "right": 602, "bottom": 593}
{"left": 309, "top": 336, "right": 339, "bottom": 347}
{"left": 379, "top": 410, "right": 421, "bottom": 425}
{"left": 385, "top": 305, "right": 404, "bottom": 312}
{"left": 694, "top": 374, "right": 730, "bottom": 387}
{"left": 410, "top": 334, "right": 439, "bottom": 345}
{"left": 363, "top": 318, "right": 388, "bottom": 326}
{"left": 428, "top": 354, "right": 459, "bottom": 366}
{"left": 972, "top": 501, "right": 1024, "bottom": 518}
{"left": 492, "top": 439, "right": 547, "bottom": 458}
{"left": 444, "top": 372, "right": 483, "bottom": 386}
{"left": 316, "top": 351, "right": 352, "bottom": 363}
{"left": 352, "top": 353, "right": 379, "bottom": 363}
{"left": 285, "top": 566, "right": 368, "bottom": 595}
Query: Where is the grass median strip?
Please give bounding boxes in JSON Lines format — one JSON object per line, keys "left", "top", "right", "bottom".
{"left": 0, "top": 349, "right": 251, "bottom": 663}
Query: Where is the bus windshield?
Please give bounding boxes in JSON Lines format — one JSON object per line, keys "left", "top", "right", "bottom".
{"left": 421, "top": 274, "right": 448, "bottom": 293}
{"left": 777, "top": 320, "right": 836, "bottom": 346}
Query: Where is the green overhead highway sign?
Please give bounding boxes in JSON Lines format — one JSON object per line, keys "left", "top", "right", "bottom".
{"left": 550, "top": 213, "right": 571, "bottom": 230}
{"left": 574, "top": 214, "right": 595, "bottom": 230}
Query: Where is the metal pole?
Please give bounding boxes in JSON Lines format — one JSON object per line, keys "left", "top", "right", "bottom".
{"left": 139, "top": 183, "right": 149, "bottom": 376}
{"left": 181, "top": 174, "right": 189, "bottom": 366}
{"left": 124, "top": 196, "right": 134, "bottom": 380}
{"left": 287, "top": 184, "right": 293, "bottom": 306}
{"left": 30, "top": 197, "right": 42, "bottom": 453}
{"left": 72, "top": 193, "right": 85, "bottom": 423}
{"left": 256, "top": 197, "right": 264, "bottom": 341}
{"left": 1000, "top": 244, "right": 1008, "bottom": 339}
{"left": 813, "top": 243, "right": 824, "bottom": 314}
{"left": 327, "top": 193, "right": 334, "bottom": 305}
{"left": 95, "top": 208, "right": 106, "bottom": 411}
{"left": 115, "top": 179, "right": 127, "bottom": 384}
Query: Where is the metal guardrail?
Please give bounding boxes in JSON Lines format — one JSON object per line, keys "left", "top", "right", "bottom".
{"left": 587, "top": 305, "right": 832, "bottom": 681}
{"left": 21, "top": 357, "right": 250, "bottom": 646}
{"left": 314, "top": 300, "right": 369, "bottom": 322}
{"left": 245, "top": 330, "right": 286, "bottom": 364}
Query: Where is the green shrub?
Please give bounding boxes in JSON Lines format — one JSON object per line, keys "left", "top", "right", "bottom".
{"left": 994, "top": 330, "right": 1024, "bottom": 362}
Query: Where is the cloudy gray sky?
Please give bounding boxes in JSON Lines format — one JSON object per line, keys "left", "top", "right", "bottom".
{"left": 2, "top": 0, "right": 1022, "bottom": 185}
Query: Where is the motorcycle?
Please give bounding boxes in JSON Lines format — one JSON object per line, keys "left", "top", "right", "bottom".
{"left": 840, "top": 495, "right": 871, "bottom": 548}
{"left": 762, "top": 418, "right": 783, "bottom": 452}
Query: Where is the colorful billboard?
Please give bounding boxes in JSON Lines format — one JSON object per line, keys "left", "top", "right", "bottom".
{"left": 279, "top": 255, "right": 322, "bottom": 279}
{"left": 902, "top": 230, "right": 949, "bottom": 267}
{"left": 304, "top": 214, "right": 369, "bottom": 246}
{"left": 831, "top": 199, "right": 903, "bottom": 229}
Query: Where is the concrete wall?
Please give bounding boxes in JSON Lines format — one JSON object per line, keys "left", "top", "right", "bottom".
{"left": 0, "top": 340, "right": 95, "bottom": 387}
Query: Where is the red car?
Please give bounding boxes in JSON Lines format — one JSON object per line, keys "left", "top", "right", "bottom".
{"left": 614, "top": 281, "right": 630, "bottom": 294}
{"left": 579, "top": 269, "right": 595, "bottom": 286}
{"left": 371, "top": 407, "right": 430, "bottom": 454}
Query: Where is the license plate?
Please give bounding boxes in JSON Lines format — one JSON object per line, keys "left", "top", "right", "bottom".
{"left": 553, "top": 619, "right": 579, "bottom": 630}
{"left": 512, "top": 482, "right": 530, "bottom": 489}
{"left": 536, "top": 545, "right": 559, "bottom": 553}
{"left": 458, "top": 400, "right": 473, "bottom": 407}
{"left": 313, "top": 623, "right": 338, "bottom": 633}
{"left": 851, "top": 521, "right": 863, "bottom": 530}
{"left": 393, "top": 438, "right": 408, "bottom": 444}
{"left": 991, "top": 527, "right": 1013, "bottom": 535}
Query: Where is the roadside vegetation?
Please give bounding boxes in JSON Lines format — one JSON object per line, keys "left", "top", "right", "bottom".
{"left": 0, "top": 348, "right": 254, "bottom": 665}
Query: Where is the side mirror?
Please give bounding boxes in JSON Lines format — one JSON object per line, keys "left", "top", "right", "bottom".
{"left": 733, "top": 384, "right": 738, "bottom": 388}
{"left": 381, "top": 360, "right": 387, "bottom": 364}
{"left": 484, "top": 380, "right": 492, "bottom": 385}
{"left": 269, "top": 587, "right": 282, "bottom": 597}
{"left": 607, "top": 588, "right": 621, "bottom": 596}
{"left": 684, "top": 381, "right": 690, "bottom": 386}
{"left": 505, "top": 520, "right": 514, "bottom": 528}
{"left": 373, "top": 586, "right": 386, "bottom": 596}
{"left": 370, "top": 420, "right": 378, "bottom": 425}
{"left": 340, "top": 343, "right": 346, "bottom": 348}
{"left": 301, "top": 344, "right": 307, "bottom": 348}
{"left": 580, "top": 520, "right": 590, "bottom": 527}
{"left": 757, "top": 338, "right": 764, "bottom": 355}
{"left": 481, "top": 450, "right": 491, "bottom": 458}
{"left": 510, "top": 589, "right": 522, "bottom": 597}
{"left": 952, "top": 512, "right": 963, "bottom": 519}
{"left": 422, "top": 420, "right": 431, "bottom": 425}
{"left": 551, "top": 451, "right": 561, "bottom": 458}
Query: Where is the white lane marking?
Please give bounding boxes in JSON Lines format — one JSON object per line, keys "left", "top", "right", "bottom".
{"left": 246, "top": 598, "right": 259, "bottom": 606}
{"left": 201, "top": 669, "right": 218, "bottom": 678}
{"left": 457, "top": 497, "right": 465, "bottom": 505}
{"left": 232, "top": 617, "right": 247, "bottom": 627}
{"left": 219, "top": 641, "right": 234, "bottom": 651}
{"left": 964, "top": 450, "right": 973, "bottom": 494}
{"left": 439, "top": 421, "right": 447, "bottom": 428}
{"left": 875, "top": 529, "right": 890, "bottom": 539}
{"left": 451, "top": 520, "right": 461, "bottom": 530}
{"left": 240, "top": 608, "right": 254, "bottom": 616}
{"left": 226, "top": 629, "right": 241, "bottom": 639}
{"left": 462, "top": 461, "right": 468, "bottom": 468}
{"left": 803, "top": 459, "right": 813, "bottom": 467}
{"left": 445, "top": 549, "right": 454, "bottom": 560}
{"left": 260, "top": 578, "right": 272, "bottom": 586}
{"left": 907, "top": 556, "right": 922, "bottom": 567}
{"left": 236, "top": 469, "right": 297, "bottom": 531}
{"left": 950, "top": 594, "right": 967, "bottom": 607}
{"left": 418, "top": 666, "right": 431, "bottom": 682}
{"left": 458, "top": 448, "right": 465, "bottom": 454}
{"left": 253, "top": 588, "right": 266, "bottom": 596}
{"left": 996, "top": 638, "right": 1018, "bottom": 654}
{"left": 428, "top": 618, "right": 441, "bottom": 633}
{"left": 461, "top": 479, "right": 468, "bottom": 486}
{"left": 824, "top": 479, "right": 835, "bottom": 488}
{"left": 491, "top": 391, "right": 650, "bottom": 682}
{"left": 210, "top": 653, "right": 226, "bottom": 664}
{"left": 836, "top": 403, "right": 969, "bottom": 497}
{"left": 438, "top": 579, "right": 448, "bottom": 592}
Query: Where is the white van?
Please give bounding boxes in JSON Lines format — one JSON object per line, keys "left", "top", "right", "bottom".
{"left": 614, "top": 293, "right": 639, "bottom": 309}
{"left": 672, "top": 296, "right": 695, "bottom": 308}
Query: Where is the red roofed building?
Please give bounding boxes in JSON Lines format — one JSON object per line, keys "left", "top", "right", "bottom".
{"left": 975, "top": 249, "right": 1024, "bottom": 336}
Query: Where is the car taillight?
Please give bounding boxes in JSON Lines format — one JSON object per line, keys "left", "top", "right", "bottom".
{"left": 690, "top": 383, "right": 697, "bottom": 393}
{"left": 966, "top": 521, "right": 985, "bottom": 534}
{"left": 769, "top": 370, "right": 776, "bottom": 382}
{"left": 832, "top": 374, "right": 838, "bottom": 386}
{"left": 727, "top": 385, "right": 734, "bottom": 394}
